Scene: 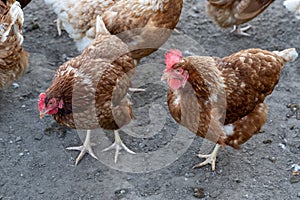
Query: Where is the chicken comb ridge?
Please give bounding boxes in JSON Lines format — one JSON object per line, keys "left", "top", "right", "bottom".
{"left": 38, "top": 93, "right": 46, "bottom": 111}
{"left": 164, "top": 49, "right": 182, "bottom": 71}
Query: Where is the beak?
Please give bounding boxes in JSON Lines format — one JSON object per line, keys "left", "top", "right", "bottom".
{"left": 161, "top": 72, "right": 170, "bottom": 81}
{"left": 39, "top": 112, "right": 45, "bottom": 119}
{"left": 39, "top": 109, "right": 47, "bottom": 119}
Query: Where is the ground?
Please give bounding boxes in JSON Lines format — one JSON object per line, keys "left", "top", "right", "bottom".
{"left": 0, "top": 0, "right": 300, "bottom": 199}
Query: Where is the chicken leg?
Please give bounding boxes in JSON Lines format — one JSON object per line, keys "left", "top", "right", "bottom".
{"left": 66, "top": 130, "right": 98, "bottom": 165}
{"left": 102, "top": 130, "right": 136, "bottom": 163}
{"left": 193, "top": 144, "right": 221, "bottom": 171}
{"left": 230, "top": 25, "right": 252, "bottom": 36}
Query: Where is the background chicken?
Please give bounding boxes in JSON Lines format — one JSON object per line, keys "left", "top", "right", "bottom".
{"left": 44, "top": 0, "right": 183, "bottom": 63}
{"left": 283, "top": 0, "right": 300, "bottom": 19}
{"left": 38, "top": 16, "right": 137, "bottom": 165}
{"left": 206, "top": 0, "right": 274, "bottom": 36}
{"left": 0, "top": 0, "right": 29, "bottom": 89}
{"left": 162, "top": 48, "right": 298, "bottom": 170}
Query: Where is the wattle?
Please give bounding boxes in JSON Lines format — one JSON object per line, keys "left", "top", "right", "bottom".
{"left": 168, "top": 79, "right": 182, "bottom": 91}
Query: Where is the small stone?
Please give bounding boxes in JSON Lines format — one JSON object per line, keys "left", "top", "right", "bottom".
{"left": 291, "top": 104, "right": 299, "bottom": 112}
{"left": 38, "top": 189, "right": 45, "bottom": 194}
{"left": 193, "top": 187, "right": 205, "bottom": 198}
{"left": 34, "top": 134, "right": 43, "bottom": 140}
{"left": 21, "top": 105, "right": 26, "bottom": 108}
{"left": 12, "top": 83, "right": 19, "bottom": 89}
{"left": 19, "top": 152, "right": 24, "bottom": 156}
{"left": 262, "top": 139, "right": 272, "bottom": 144}
{"left": 115, "top": 189, "right": 127, "bottom": 196}
{"left": 290, "top": 176, "right": 300, "bottom": 184}
{"left": 15, "top": 136, "right": 22, "bottom": 142}
{"left": 297, "top": 192, "right": 300, "bottom": 198}
{"left": 268, "top": 156, "right": 276, "bottom": 163}
{"left": 286, "top": 111, "right": 294, "bottom": 118}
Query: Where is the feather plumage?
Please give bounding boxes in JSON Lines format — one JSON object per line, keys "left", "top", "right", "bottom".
{"left": 0, "top": 0, "right": 29, "bottom": 89}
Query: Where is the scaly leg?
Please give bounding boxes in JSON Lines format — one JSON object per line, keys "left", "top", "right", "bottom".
{"left": 193, "top": 144, "right": 221, "bottom": 171}
{"left": 102, "top": 130, "right": 136, "bottom": 163}
{"left": 66, "top": 130, "right": 98, "bottom": 165}
{"left": 230, "top": 25, "right": 252, "bottom": 36}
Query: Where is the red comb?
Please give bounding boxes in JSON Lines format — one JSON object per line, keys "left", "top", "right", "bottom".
{"left": 164, "top": 49, "right": 182, "bottom": 71}
{"left": 38, "top": 93, "right": 46, "bottom": 111}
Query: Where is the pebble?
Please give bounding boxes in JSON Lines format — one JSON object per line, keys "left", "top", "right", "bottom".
{"left": 115, "top": 189, "right": 127, "bottom": 196}
{"left": 12, "top": 83, "right": 19, "bottom": 89}
{"left": 268, "top": 156, "right": 276, "bottom": 163}
{"left": 262, "top": 139, "right": 272, "bottom": 144}
{"left": 193, "top": 187, "right": 205, "bottom": 198}
{"left": 21, "top": 105, "right": 26, "bottom": 108}
{"left": 34, "top": 134, "right": 43, "bottom": 141}
{"left": 19, "top": 152, "right": 24, "bottom": 157}
{"left": 290, "top": 176, "right": 300, "bottom": 184}
{"left": 297, "top": 192, "right": 300, "bottom": 198}
{"left": 38, "top": 190, "right": 45, "bottom": 194}
{"left": 15, "top": 136, "right": 22, "bottom": 142}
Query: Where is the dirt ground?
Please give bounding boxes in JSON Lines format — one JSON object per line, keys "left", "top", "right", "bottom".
{"left": 0, "top": 0, "right": 300, "bottom": 199}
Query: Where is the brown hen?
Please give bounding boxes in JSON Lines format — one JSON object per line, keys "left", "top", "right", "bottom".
{"left": 0, "top": 0, "right": 29, "bottom": 89}
{"left": 38, "top": 17, "right": 137, "bottom": 165}
{"left": 45, "top": 0, "right": 183, "bottom": 63}
{"left": 206, "top": 0, "right": 274, "bottom": 36}
{"left": 162, "top": 48, "right": 298, "bottom": 170}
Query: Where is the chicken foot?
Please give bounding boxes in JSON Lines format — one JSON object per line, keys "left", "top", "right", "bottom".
{"left": 66, "top": 130, "right": 98, "bottom": 165}
{"left": 102, "top": 130, "right": 136, "bottom": 163}
{"left": 193, "top": 144, "right": 221, "bottom": 171}
{"left": 231, "top": 25, "right": 252, "bottom": 36}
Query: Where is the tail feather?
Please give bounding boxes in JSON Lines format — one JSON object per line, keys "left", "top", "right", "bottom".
{"left": 273, "top": 48, "right": 298, "bottom": 62}
{"left": 0, "top": 1, "right": 24, "bottom": 44}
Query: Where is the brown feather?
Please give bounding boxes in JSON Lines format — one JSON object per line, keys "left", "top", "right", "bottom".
{"left": 44, "top": 33, "right": 135, "bottom": 131}
{"left": 0, "top": 0, "right": 29, "bottom": 89}
{"left": 206, "top": 0, "right": 274, "bottom": 28}
{"left": 167, "top": 48, "right": 290, "bottom": 149}
{"left": 46, "top": 0, "right": 183, "bottom": 61}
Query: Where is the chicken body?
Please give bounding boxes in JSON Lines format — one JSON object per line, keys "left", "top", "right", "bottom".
{"left": 38, "top": 17, "right": 137, "bottom": 165}
{"left": 162, "top": 48, "right": 298, "bottom": 170}
{"left": 0, "top": 0, "right": 29, "bottom": 88}
{"left": 45, "top": 0, "right": 183, "bottom": 61}
{"left": 206, "top": 0, "right": 274, "bottom": 36}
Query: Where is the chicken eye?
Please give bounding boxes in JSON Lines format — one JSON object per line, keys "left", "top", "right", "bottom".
{"left": 175, "top": 69, "right": 182, "bottom": 74}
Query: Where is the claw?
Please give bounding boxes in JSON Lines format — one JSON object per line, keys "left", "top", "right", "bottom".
{"left": 230, "top": 25, "right": 252, "bottom": 36}
{"left": 193, "top": 144, "right": 220, "bottom": 171}
{"left": 66, "top": 130, "right": 98, "bottom": 165}
{"left": 102, "top": 130, "right": 136, "bottom": 163}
